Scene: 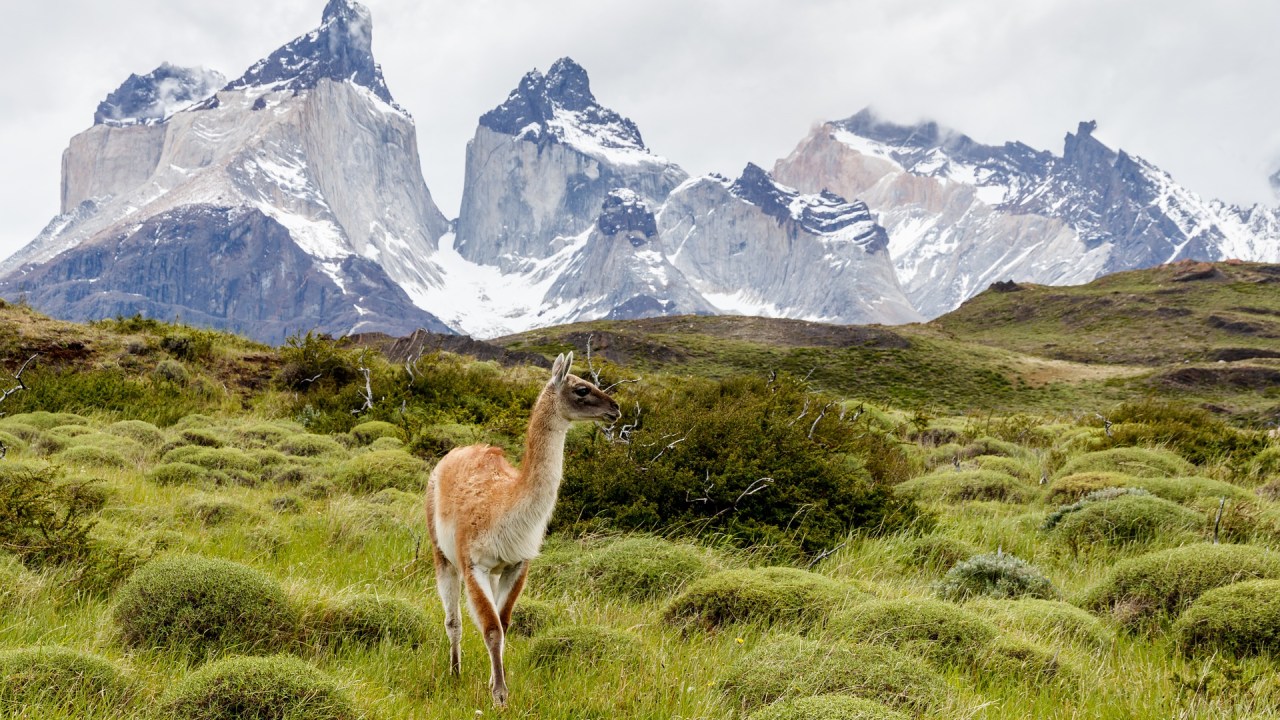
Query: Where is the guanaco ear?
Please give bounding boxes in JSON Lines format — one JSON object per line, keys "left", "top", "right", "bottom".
{"left": 551, "top": 352, "right": 573, "bottom": 385}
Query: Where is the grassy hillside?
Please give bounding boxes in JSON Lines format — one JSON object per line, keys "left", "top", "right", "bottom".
{"left": 1, "top": 266, "right": 1279, "bottom": 720}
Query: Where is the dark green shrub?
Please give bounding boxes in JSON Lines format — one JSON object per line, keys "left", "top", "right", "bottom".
{"left": 894, "top": 469, "right": 1037, "bottom": 504}
{"left": 1174, "top": 579, "right": 1280, "bottom": 657}
{"left": 720, "top": 636, "right": 948, "bottom": 713}
{"left": 1055, "top": 447, "right": 1194, "bottom": 479}
{"left": 902, "top": 534, "right": 979, "bottom": 572}
{"left": 935, "top": 552, "right": 1059, "bottom": 602}
{"left": 967, "top": 598, "right": 1113, "bottom": 650}
{"left": 528, "top": 625, "right": 637, "bottom": 666}
{"left": 663, "top": 567, "right": 852, "bottom": 631}
{"left": 0, "top": 646, "right": 136, "bottom": 711}
{"left": 113, "top": 555, "right": 297, "bottom": 656}
{"left": 1106, "top": 400, "right": 1270, "bottom": 468}
{"left": 147, "top": 462, "right": 213, "bottom": 486}
{"left": 160, "top": 331, "right": 214, "bottom": 361}
{"left": 508, "top": 598, "right": 558, "bottom": 637}
{"left": 973, "top": 636, "right": 1077, "bottom": 686}
{"left": 303, "top": 594, "right": 430, "bottom": 647}
{"left": 161, "top": 654, "right": 356, "bottom": 720}
{"left": 277, "top": 433, "right": 348, "bottom": 458}
{"left": 106, "top": 419, "right": 165, "bottom": 446}
{"left": 350, "top": 420, "right": 404, "bottom": 445}
{"left": 276, "top": 331, "right": 360, "bottom": 391}
{"left": 154, "top": 358, "right": 189, "bottom": 384}
{"left": 828, "top": 598, "right": 998, "bottom": 665}
{"left": 332, "top": 450, "right": 427, "bottom": 493}
{"left": 558, "top": 374, "right": 928, "bottom": 556}
{"left": 1049, "top": 493, "right": 1202, "bottom": 550}
{"left": 559, "top": 536, "right": 725, "bottom": 601}
{"left": 748, "top": 695, "right": 909, "bottom": 720}
{"left": 0, "top": 461, "right": 99, "bottom": 567}
{"left": 1082, "top": 543, "right": 1280, "bottom": 629}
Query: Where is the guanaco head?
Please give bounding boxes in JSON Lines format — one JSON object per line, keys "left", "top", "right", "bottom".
{"left": 548, "top": 352, "right": 620, "bottom": 423}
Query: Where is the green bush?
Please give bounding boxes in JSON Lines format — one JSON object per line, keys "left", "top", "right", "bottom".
{"left": 967, "top": 598, "right": 1113, "bottom": 650}
{"left": 178, "top": 428, "right": 225, "bottom": 448}
{"left": 154, "top": 358, "right": 189, "bottom": 384}
{"left": 1082, "top": 543, "right": 1280, "bottom": 629}
{"left": 160, "top": 446, "right": 260, "bottom": 484}
{"left": 974, "top": 454, "right": 1036, "bottom": 480}
{"left": 1055, "top": 447, "right": 1194, "bottom": 479}
{"left": 828, "top": 598, "right": 998, "bottom": 665}
{"left": 239, "top": 422, "right": 298, "bottom": 445}
{"left": 0, "top": 461, "right": 99, "bottom": 567}
{"left": 557, "top": 536, "right": 725, "bottom": 601}
{"left": 369, "top": 436, "right": 405, "bottom": 451}
{"left": 557, "top": 373, "right": 928, "bottom": 556}
{"left": 52, "top": 444, "right": 127, "bottom": 469}
{"left": 894, "top": 469, "right": 1037, "bottom": 504}
{"left": 1044, "top": 472, "right": 1139, "bottom": 504}
{"left": 720, "top": 636, "right": 948, "bottom": 713}
{"left": 161, "top": 654, "right": 356, "bottom": 720}
{"left": 302, "top": 594, "right": 431, "bottom": 647}
{"left": 508, "top": 598, "right": 558, "bottom": 637}
{"left": 0, "top": 646, "right": 136, "bottom": 711}
{"left": 528, "top": 624, "right": 637, "bottom": 666}
{"left": 1046, "top": 471, "right": 1251, "bottom": 506}
{"left": 902, "top": 534, "right": 978, "bottom": 572}
{"left": 935, "top": 552, "right": 1059, "bottom": 602}
{"left": 277, "top": 433, "right": 348, "bottom": 459}
{"left": 1174, "top": 579, "right": 1280, "bottom": 657}
{"left": 186, "top": 496, "right": 254, "bottom": 526}
{"left": 973, "top": 636, "right": 1077, "bottom": 686}
{"left": 106, "top": 419, "right": 165, "bottom": 446}
{"left": 1249, "top": 446, "right": 1280, "bottom": 485}
{"left": 1049, "top": 493, "right": 1202, "bottom": 550}
{"left": 663, "top": 567, "right": 852, "bottom": 631}
{"left": 332, "top": 450, "right": 427, "bottom": 493}
{"left": 350, "top": 420, "right": 404, "bottom": 445}
{"left": 113, "top": 555, "right": 297, "bottom": 656}
{"left": 748, "top": 695, "right": 909, "bottom": 720}
{"left": 0, "top": 430, "right": 28, "bottom": 456}
{"left": 4, "top": 411, "right": 89, "bottom": 430}
{"left": 1106, "top": 400, "right": 1270, "bottom": 468}
{"left": 160, "top": 331, "right": 214, "bottom": 362}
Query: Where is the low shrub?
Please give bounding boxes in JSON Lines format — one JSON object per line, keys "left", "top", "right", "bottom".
{"left": 277, "top": 433, "right": 348, "bottom": 459}
{"left": 748, "top": 695, "right": 909, "bottom": 720}
{"left": 113, "top": 555, "right": 297, "bottom": 656}
{"left": 160, "top": 446, "right": 259, "bottom": 484}
{"left": 557, "top": 536, "right": 725, "bottom": 601}
{"left": 828, "top": 598, "right": 998, "bottom": 665}
{"left": 974, "top": 454, "right": 1036, "bottom": 480}
{"left": 52, "top": 444, "right": 127, "bottom": 469}
{"left": 265, "top": 462, "right": 321, "bottom": 486}
{"left": 663, "top": 567, "right": 852, "bottom": 631}
{"left": 0, "top": 430, "right": 28, "bottom": 456}
{"left": 154, "top": 358, "right": 189, "bottom": 384}
{"left": 5, "top": 411, "right": 89, "bottom": 430}
{"left": 350, "top": 420, "right": 404, "bottom": 445}
{"left": 1249, "top": 447, "right": 1280, "bottom": 485}
{"left": 967, "top": 598, "right": 1113, "bottom": 650}
{"left": 178, "top": 428, "right": 225, "bottom": 448}
{"left": 901, "top": 534, "right": 978, "bottom": 572}
{"left": 1043, "top": 472, "right": 1138, "bottom": 505}
{"left": 147, "top": 462, "right": 213, "bottom": 486}
{"left": 935, "top": 552, "right": 1059, "bottom": 602}
{"left": 508, "top": 598, "right": 558, "bottom": 637}
{"left": 0, "top": 646, "right": 136, "bottom": 711}
{"left": 1106, "top": 400, "right": 1270, "bottom": 468}
{"left": 161, "top": 654, "right": 356, "bottom": 720}
{"left": 0, "top": 461, "right": 98, "bottom": 567}
{"left": 528, "top": 625, "right": 636, "bottom": 666}
{"left": 720, "top": 636, "right": 948, "bottom": 713}
{"left": 1174, "top": 579, "right": 1280, "bottom": 657}
{"left": 1049, "top": 493, "right": 1202, "bottom": 550}
{"left": 186, "top": 496, "right": 254, "bottom": 526}
{"left": 302, "top": 594, "right": 431, "bottom": 647}
{"left": 106, "top": 419, "right": 165, "bottom": 446}
{"left": 973, "top": 636, "right": 1077, "bottom": 686}
{"left": 1082, "top": 543, "right": 1280, "bottom": 629}
{"left": 1055, "top": 447, "right": 1194, "bottom": 479}
{"left": 239, "top": 423, "right": 297, "bottom": 445}
{"left": 369, "top": 436, "right": 405, "bottom": 451}
{"left": 894, "top": 470, "right": 1037, "bottom": 504}
{"left": 1042, "top": 487, "right": 1152, "bottom": 530}
{"left": 333, "top": 450, "right": 427, "bottom": 493}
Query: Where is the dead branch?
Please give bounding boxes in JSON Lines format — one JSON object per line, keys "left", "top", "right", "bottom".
{"left": 1095, "top": 412, "right": 1113, "bottom": 438}
{"left": 806, "top": 541, "right": 847, "bottom": 569}
{"left": 788, "top": 398, "right": 812, "bottom": 427}
{"left": 808, "top": 402, "right": 835, "bottom": 439}
{"left": 734, "top": 477, "right": 774, "bottom": 507}
{"left": 647, "top": 430, "right": 689, "bottom": 463}
{"left": 352, "top": 352, "right": 374, "bottom": 415}
{"left": 0, "top": 353, "right": 38, "bottom": 409}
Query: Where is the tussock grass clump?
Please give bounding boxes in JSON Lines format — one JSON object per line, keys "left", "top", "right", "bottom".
{"left": 350, "top": 420, "right": 404, "bottom": 445}
{"left": 1042, "top": 487, "right": 1152, "bottom": 529}
{"left": 894, "top": 470, "right": 1037, "bottom": 504}
{"left": 1082, "top": 543, "right": 1280, "bottom": 629}
{"left": 663, "top": 567, "right": 852, "bottom": 631}
{"left": 52, "top": 444, "right": 127, "bottom": 469}
{"left": 0, "top": 430, "right": 28, "bottom": 455}
{"left": 508, "top": 598, "right": 558, "bottom": 637}
{"left": 332, "top": 450, "right": 427, "bottom": 493}
{"left": 1046, "top": 471, "right": 1250, "bottom": 505}
{"left": 113, "top": 555, "right": 297, "bottom": 656}
{"left": 967, "top": 597, "right": 1113, "bottom": 650}
{"left": 1249, "top": 446, "right": 1280, "bottom": 485}
{"left": 827, "top": 598, "right": 998, "bottom": 665}
{"left": 146, "top": 461, "right": 213, "bottom": 486}
{"left": 302, "top": 594, "right": 431, "bottom": 648}
{"left": 6, "top": 411, "right": 90, "bottom": 430}
{"left": 0, "top": 646, "right": 136, "bottom": 712}
{"left": 1044, "top": 472, "right": 1138, "bottom": 504}
{"left": 369, "top": 436, "right": 405, "bottom": 451}
{"left": 720, "top": 636, "right": 948, "bottom": 713}
{"left": 0, "top": 555, "right": 41, "bottom": 611}
{"left": 935, "top": 552, "right": 1059, "bottom": 602}
{"left": 106, "top": 419, "right": 164, "bottom": 446}
{"left": 239, "top": 423, "right": 296, "bottom": 445}
{"left": 558, "top": 536, "right": 725, "bottom": 601}
{"left": 902, "top": 534, "right": 978, "bottom": 572}
{"left": 178, "top": 428, "right": 225, "bottom": 448}
{"left": 1055, "top": 447, "right": 1194, "bottom": 479}
{"left": 277, "top": 433, "right": 348, "bottom": 459}
{"left": 528, "top": 624, "right": 636, "bottom": 666}
{"left": 186, "top": 496, "right": 255, "bottom": 526}
{"left": 974, "top": 454, "right": 1036, "bottom": 480}
{"left": 973, "top": 636, "right": 1077, "bottom": 686}
{"left": 161, "top": 446, "right": 259, "bottom": 483}
{"left": 161, "top": 654, "right": 356, "bottom": 720}
{"left": 0, "top": 421, "right": 43, "bottom": 444}
{"left": 748, "top": 695, "right": 909, "bottom": 720}
{"left": 1173, "top": 579, "right": 1280, "bottom": 657}
{"left": 1049, "top": 493, "right": 1202, "bottom": 550}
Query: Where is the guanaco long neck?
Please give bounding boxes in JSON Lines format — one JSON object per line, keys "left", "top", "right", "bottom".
{"left": 514, "top": 385, "right": 570, "bottom": 515}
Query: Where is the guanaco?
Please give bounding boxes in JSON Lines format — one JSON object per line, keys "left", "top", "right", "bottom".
{"left": 425, "top": 352, "right": 619, "bottom": 706}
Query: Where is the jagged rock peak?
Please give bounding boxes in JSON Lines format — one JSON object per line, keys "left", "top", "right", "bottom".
{"left": 94, "top": 63, "right": 225, "bottom": 126}
{"left": 837, "top": 107, "right": 983, "bottom": 156}
{"left": 729, "top": 163, "right": 880, "bottom": 238}
{"left": 597, "top": 189, "right": 657, "bottom": 240}
{"left": 1063, "top": 119, "right": 1116, "bottom": 167}
{"left": 479, "top": 56, "right": 646, "bottom": 151}
{"left": 225, "top": 0, "right": 395, "bottom": 106}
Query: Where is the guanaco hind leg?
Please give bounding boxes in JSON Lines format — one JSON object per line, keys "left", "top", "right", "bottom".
{"left": 432, "top": 547, "right": 463, "bottom": 676}
{"left": 463, "top": 561, "right": 509, "bottom": 706}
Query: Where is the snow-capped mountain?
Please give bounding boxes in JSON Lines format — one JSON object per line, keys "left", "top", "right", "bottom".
{"left": 454, "top": 57, "right": 687, "bottom": 270}
{"left": 775, "top": 109, "right": 1279, "bottom": 317}
{"left": 0, "top": 0, "right": 450, "bottom": 343}
{"left": 94, "top": 63, "right": 225, "bottom": 127}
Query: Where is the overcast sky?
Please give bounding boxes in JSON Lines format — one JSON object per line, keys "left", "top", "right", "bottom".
{"left": 3, "top": 0, "right": 1278, "bottom": 263}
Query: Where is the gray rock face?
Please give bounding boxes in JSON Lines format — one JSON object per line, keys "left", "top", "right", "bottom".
{"left": 94, "top": 63, "right": 225, "bottom": 126}
{"left": 658, "top": 165, "right": 921, "bottom": 325}
{"left": 774, "top": 109, "right": 1278, "bottom": 317}
{"left": 0, "top": 0, "right": 451, "bottom": 342}
{"left": 455, "top": 58, "right": 686, "bottom": 270}
{"left": 0, "top": 206, "right": 446, "bottom": 344}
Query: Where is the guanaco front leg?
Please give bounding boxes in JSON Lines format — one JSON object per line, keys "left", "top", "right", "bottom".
{"left": 463, "top": 561, "right": 508, "bottom": 706}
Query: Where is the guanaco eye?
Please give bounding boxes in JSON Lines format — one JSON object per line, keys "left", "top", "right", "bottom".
{"left": 573, "top": 386, "right": 590, "bottom": 397}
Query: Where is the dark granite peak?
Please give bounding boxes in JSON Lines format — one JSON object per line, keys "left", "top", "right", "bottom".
{"left": 730, "top": 164, "right": 879, "bottom": 240}
{"left": 597, "top": 189, "right": 657, "bottom": 241}
{"left": 94, "top": 63, "right": 225, "bottom": 126}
